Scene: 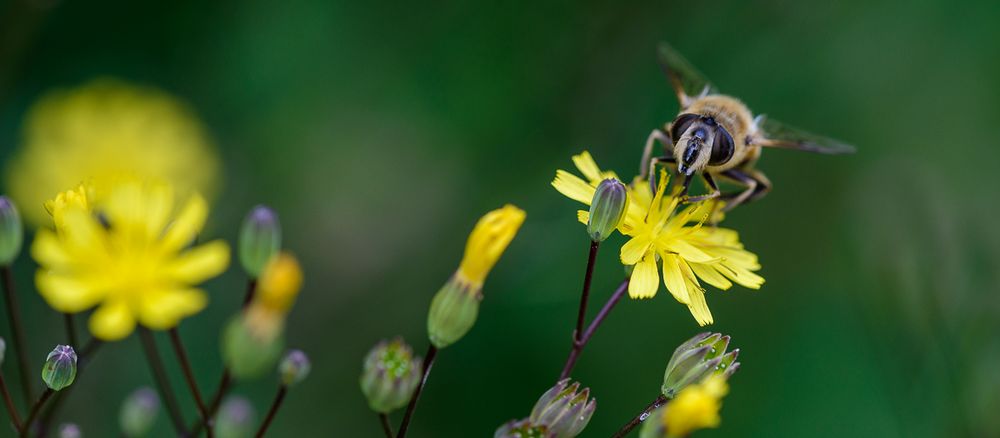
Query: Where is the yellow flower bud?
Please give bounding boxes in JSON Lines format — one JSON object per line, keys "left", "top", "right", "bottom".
{"left": 455, "top": 205, "right": 525, "bottom": 288}
{"left": 255, "top": 252, "right": 303, "bottom": 314}
{"left": 642, "top": 375, "right": 728, "bottom": 438}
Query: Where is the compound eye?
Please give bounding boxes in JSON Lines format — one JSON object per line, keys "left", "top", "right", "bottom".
{"left": 670, "top": 113, "right": 700, "bottom": 142}
{"left": 709, "top": 126, "right": 735, "bottom": 165}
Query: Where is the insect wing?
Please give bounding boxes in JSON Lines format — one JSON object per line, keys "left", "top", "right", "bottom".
{"left": 758, "top": 116, "right": 856, "bottom": 154}
{"left": 657, "top": 42, "right": 718, "bottom": 104}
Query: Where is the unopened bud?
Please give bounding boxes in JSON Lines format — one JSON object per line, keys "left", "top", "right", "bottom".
{"left": 587, "top": 179, "right": 627, "bottom": 242}
{"left": 661, "top": 333, "right": 740, "bottom": 398}
{"left": 279, "top": 350, "right": 311, "bottom": 386}
{"left": 494, "top": 419, "right": 551, "bottom": 438}
{"left": 528, "top": 379, "right": 596, "bottom": 438}
{"left": 360, "top": 338, "right": 422, "bottom": 414}
{"left": 239, "top": 205, "right": 281, "bottom": 277}
{"left": 42, "top": 345, "right": 77, "bottom": 391}
{"left": 427, "top": 278, "right": 481, "bottom": 349}
{"left": 58, "top": 423, "right": 82, "bottom": 438}
{"left": 216, "top": 396, "right": 256, "bottom": 438}
{"left": 120, "top": 387, "right": 159, "bottom": 438}
{"left": 255, "top": 252, "right": 302, "bottom": 314}
{"left": 222, "top": 314, "right": 284, "bottom": 380}
{"left": 0, "top": 196, "right": 23, "bottom": 265}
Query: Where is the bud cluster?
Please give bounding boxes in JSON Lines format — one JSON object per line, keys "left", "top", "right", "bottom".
{"left": 495, "top": 379, "right": 596, "bottom": 438}
{"left": 661, "top": 332, "right": 739, "bottom": 398}
{"left": 360, "top": 338, "right": 423, "bottom": 414}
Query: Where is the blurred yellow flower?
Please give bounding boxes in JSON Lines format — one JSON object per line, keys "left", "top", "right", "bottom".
{"left": 5, "top": 78, "right": 221, "bottom": 227}
{"left": 661, "top": 375, "right": 728, "bottom": 437}
{"left": 456, "top": 204, "right": 526, "bottom": 288}
{"left": 255, "top": 252, "right": 303, "bottom": 314}
{"left": 32, "top": 180, "right": 230, "bottom": 341}
{"left": 552, "top": 152, "right": 764, "bottom": 326}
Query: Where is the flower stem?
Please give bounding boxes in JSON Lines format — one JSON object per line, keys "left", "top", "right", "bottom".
{"left": 63, "top": 314, "right": 78, "bottom": 348}
{"left": 138, "top": 327, "right": 189, "bottom": 436}
{"left": 19, "top": 388, "right": 53, "bottom": 437}
{"left": 610, "top": 394, "right": 668, "bottom": 438}
{"left": 1, "top": 265, "right": 34, "bottom": 405}
{"left": 0, "top": 369, "right": 22, "bottom": 431}
{"left": 559, "top": 278, "right": 629, "bottom": 380}
{"left": 395, "top": 344, "right": 438, "bottom": 438}
{"left": 574, "top": 241, "right": 600, "bottom": 342}
{"left": 34, "top": 338, "right": 102, "bottom": 437}
{"left": 191, "top": 277, "right": 257, "bottom": 435}
{"left": 378, "top": 413, "right": 393, "bottom": 438}
{"left": 254, "top": 385, "right": 287, "bottom": 438}
{"left": 169, "top": 328, "right": 213, "bottom": 438}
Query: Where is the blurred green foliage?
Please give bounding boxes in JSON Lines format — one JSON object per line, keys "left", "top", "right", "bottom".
{"left": 0, "top": 0, "right": 997, "bottom": 436}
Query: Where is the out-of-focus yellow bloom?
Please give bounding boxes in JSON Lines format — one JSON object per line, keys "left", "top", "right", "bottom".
{"left": 5, "top": 78, "right": 221, "bottom": 226}
{"left": 455, "top": 204, "right": 526, "bottom": 288}
{"left": 553, "top": 152, "right": 764, "bottom": 326}
{"left": 661, "top": 375, "right": 728, "bottom": 437}
{"left": 254, "top": 252, "right": 303, "bottom": 314}
{"left": 32, "top": 180, "right": 230, "bottom": 341}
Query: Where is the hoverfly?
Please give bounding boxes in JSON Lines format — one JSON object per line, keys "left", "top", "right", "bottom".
{"left": 640, "top": 43, "right": 855, "bottom": 212}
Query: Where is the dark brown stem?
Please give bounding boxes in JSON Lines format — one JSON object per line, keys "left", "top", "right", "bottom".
{"left": 138, "top": 327, "right": 189, "bottom": 436}
{"left": 574, "top": 241, "right": 600, "bottom": 341}
{"left": 559, "top": 278, "right": 629, "bottom": 380}
{"left": 254, "top": 385, "right": 287, "bottom": 438}
{"left": 241, "top": 278, "right": 257, "bottom": 308}
{"left": 2, "top": 265, "right": 34, "bottom": 405}
{"left": 610, "top": 394, "right": 669, "bottom": 438}
{"left": 19, "top": 388, "right": 53, "bottom": 436}
{"left": 169, "top": 328, "right": 213, "bottom": 438}
{"left": 0, "top": 369, "right": 21, "bottom": 430}
{"left": 395, "top": 344, "right": 438, "bottom": 438}
{"left": 63, "top": 314, "right": 78, "bottom": 348}
{"left": 378, "top": 413, "right": 393, "bottom": 438}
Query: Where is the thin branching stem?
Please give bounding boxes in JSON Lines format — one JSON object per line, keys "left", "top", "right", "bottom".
{"left": 254, "top": 385, "right": 287, "bottom": 438}
{"left": 138, "top": 327, "right": 189, "bottom": 436}
{"left": 0, "top": 369, "right": 21, "bottom": 431}
{"left": 2, "top": 265, "right": 34, "bottom": 404}
{"left": 574, "top": 241, "right": 600, "bottom": 343}
{"left": 378, "top": 413, "right": 393, "bottom": 438}
{"left": 19, "top": 388, "right": 53, "bottom": 437}
{"left": 63, "top": 314, "right": 78, "bottom": 348}
{"left": 610, "top": 394, "right": 668, "bottom": 438}
{"left": 559, "top": 278, "right": 630, "bottom": 380}
{"left": 395, "top": 344, "right": 438, "bottom": 438}
{"left": 169, "top": 328, "right": 213, "bottom": 438}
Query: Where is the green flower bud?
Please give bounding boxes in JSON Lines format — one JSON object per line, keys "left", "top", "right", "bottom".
{"left": 120, "top": 387, "right": 159, "bottom": 438}
{"left": 0, "top": 196, "right": 23, "bottom": 265}
{"left": 494, "top": 419, "right": 552, "bottom": 438}
{"left": 279, "top": 349, "right": 311, "bottom": 386}
{"left": 42, "top": 345, "right": 77, "bottom": 391}
{"left": 216, "top": 396, "right": 256, "bottom": 438}
{"left": 359, "top": 338, "right": 422, "bottom": 414}
{"left": 661, "top": 332, "right": 740, "bottom": 398}
{"left": 222, "top": 315, "right": 284, "bottom": 380}
{"left": 528, "top": 379, "right": 596, "bottom": 438}
{"left": 587, "top": 179, "right": 627, "bottom": 242}
{"left": 58, "top": 423, "right": 82, "bottom": 438}
{"left": 238, "top": 205, "right": 281, "bottom": 277}
{"left": 427, "top": 278, "right": 481, "bottom": 349}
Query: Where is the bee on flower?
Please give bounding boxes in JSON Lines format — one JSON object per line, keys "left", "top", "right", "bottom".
{"left": 553, "top": 151, "right": 764, "bottom": 325}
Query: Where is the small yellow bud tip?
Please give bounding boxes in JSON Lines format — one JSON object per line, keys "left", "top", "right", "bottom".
{"left": 456, "top": 204, "right": 525, "bottom": 287}
{"left": 255, "top": 252, "right": 303, "bottom": 313}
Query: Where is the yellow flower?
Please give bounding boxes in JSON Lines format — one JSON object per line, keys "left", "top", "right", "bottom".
{"left": 552, "top": 151, "right": 764, "bottom": 326}
{"left": 5, "top": 78, "right": 221, "bottom": 227}
{"left": 456, "top": 204, "right": 526, "bottom": 288}
{"left": 31, "top": 180, "right": 230, "bottom": 341}
{"left": 662, "top": 375, "right": 728, "bottom": 437}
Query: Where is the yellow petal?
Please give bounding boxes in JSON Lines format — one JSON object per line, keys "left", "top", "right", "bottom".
{"left": 661, "top": 254, "right": 690, "bottom": 304}
{"left": 572, "top": 151, "right": 603, "bottom": 182}
{"left": 31, "top": 229, "right": 73, "bottom": 268}
{"left": 35, "top": 271, "right": 105, "bottom": 313}
{"left": 165, "top": 240, "right": 230, "bottom": 284}
{"left": 689, "top": 263, "right": 734, "bottom": 290}
{"left": 666, "top": 239, "right": 721, "bottom": 264}
{"left": 576, "top": 210, "right": 589, "bottom": 225}
{"left": 552, "top": 170, "right": 596, "bottom": 205}
{"left": 161, "top": 193, "right": 207, "bottom": 252}
{"left": 628, "top": 252, "right": 659, "bottom": 299}
{"left": 60, "top": 208, "right": 107, "bottom": 258}
{"left": 139, "top": 288, "right": 207, "bottom": 330}
{"left": 686, "top": 286, "right": 714, "bottom": 326}
{"left": 89, "top": 300, "right": 136, "bottom": 341}
{"left": 620, "top": 236, "right": 653, "bottom": 265}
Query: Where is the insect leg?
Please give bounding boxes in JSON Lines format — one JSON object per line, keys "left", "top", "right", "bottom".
{"left": 682, "top": 173, "right": 721, "bottom": 203}
{"left": 639, "top": 128, "right": 672, "bottom": 179}
{"left": 647, "top": 155, "right": 676, "bottom": 193}
{"left": 717, "top": 168, "right": 770, "bottom": 212}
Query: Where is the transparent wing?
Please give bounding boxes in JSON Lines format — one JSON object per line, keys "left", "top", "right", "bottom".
{"left": 758, "top": 116, "right": 856, "bottom": 155}
{"left": 657, "top": 42, "right": 718, "bottom": 105}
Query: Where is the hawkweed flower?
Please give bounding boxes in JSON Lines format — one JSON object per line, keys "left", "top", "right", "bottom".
{"left": 120, "top": 387, "right": 160, "bottom": 438}
{"left": 661, "top": 332, "right": 739, "bottom": 398}
{"left": 5, "top": 78, "right": 221, "bottom": 227}
{"left": 238, "top": 205, "right": 281, "bottom": 277}
{"left": 495, "top": 379, "right": 596, "bottom": 438}
{"left": 553, "top": 151, "right": 764, "bottom": 325}
{"left": 0, "top": 196, "right": 23, "bottom": 265}
{"left": 216, "top": 396, "right": 256, "bottom": 438}
{"left": 640, "top": 375, "right": 729, "bottom": 438}
{"left": 31, "top": 180, "right": 230, "bottom": 341}
{"left": 427, "top": 205, "right": 525, "bottom": 348}
{"left": 279, "top": 349, "right": 311, "bottom": 386}
{"left": 360, "top": 338, "right": 423, "bottom": 414}
{"left": 42, "top": 345, "right": 77, "bottom": 391}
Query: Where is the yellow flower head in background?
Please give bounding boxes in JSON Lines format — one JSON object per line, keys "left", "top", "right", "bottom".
{"left": 661, "top": 375, "right": 728, "bottom": 437}
{"left": 5, "top": 78, "right": 221, "bottom": 227}
{"left": 32, "top": 179, "right": 230, "bottom": 341}
{"left": 245, "top": 251, "right": 304, "bottom": 340}
{"left": 456, "top": 204, "right": 526, "bottom": 288}
{"left": 553, "top": 152, "right": 764, "bottom": 326}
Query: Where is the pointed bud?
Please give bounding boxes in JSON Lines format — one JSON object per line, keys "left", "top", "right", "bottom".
{"left": 222, "top": 314, "right": 285, "bottom": 380}
{"left": 239, "top": 205, "right": 281, "bottom": 277}
{"left": 527, "top": 379, "right": 596, "bottom": 438}
{"left": 587, "top": 179, "right": 627, "bottom": 242}
{"left": 427, "top": 278, "right": 481, "bottom": 349}
{"left": 120, "top": 387, "right": 159, "bottom": 438}
{"left": 494, "top": 418, "right": 553, "bottom": 438}
{"left": 216, "top": 396, "right": 256, "bottom": 438}
{"left": 58, "top": 423, "right": 82, "bottom": 438}
{"left": 42, "top": 345, "right": 77, "bottom": 391}
{"left": 662, "top": 333, "right": 739, "bottom": 398}
{"left": 359, "top": 338, "right": 422, "bottom": 414}
{"left": 279, "top": 350, "right": 311, "bottom": 386}
{"left": 0, "top": 196, "right": 23, "bottom": 265}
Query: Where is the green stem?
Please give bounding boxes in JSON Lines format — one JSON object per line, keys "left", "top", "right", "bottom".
{"left": 254, "top": 385, "right": 287, "bottom": 438}
{"left": 169, "top": 328, "right": 213, "bottom": 438}
{"left": 610, "top": 394, "right": 668, "bottom": 438}
{"left": 138, "top": 327, "right": 189, "bottom": 436}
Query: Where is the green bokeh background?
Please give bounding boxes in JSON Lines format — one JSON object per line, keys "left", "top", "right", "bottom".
{"left": 1, "top": 0, "right": 997, "bottom": 436}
